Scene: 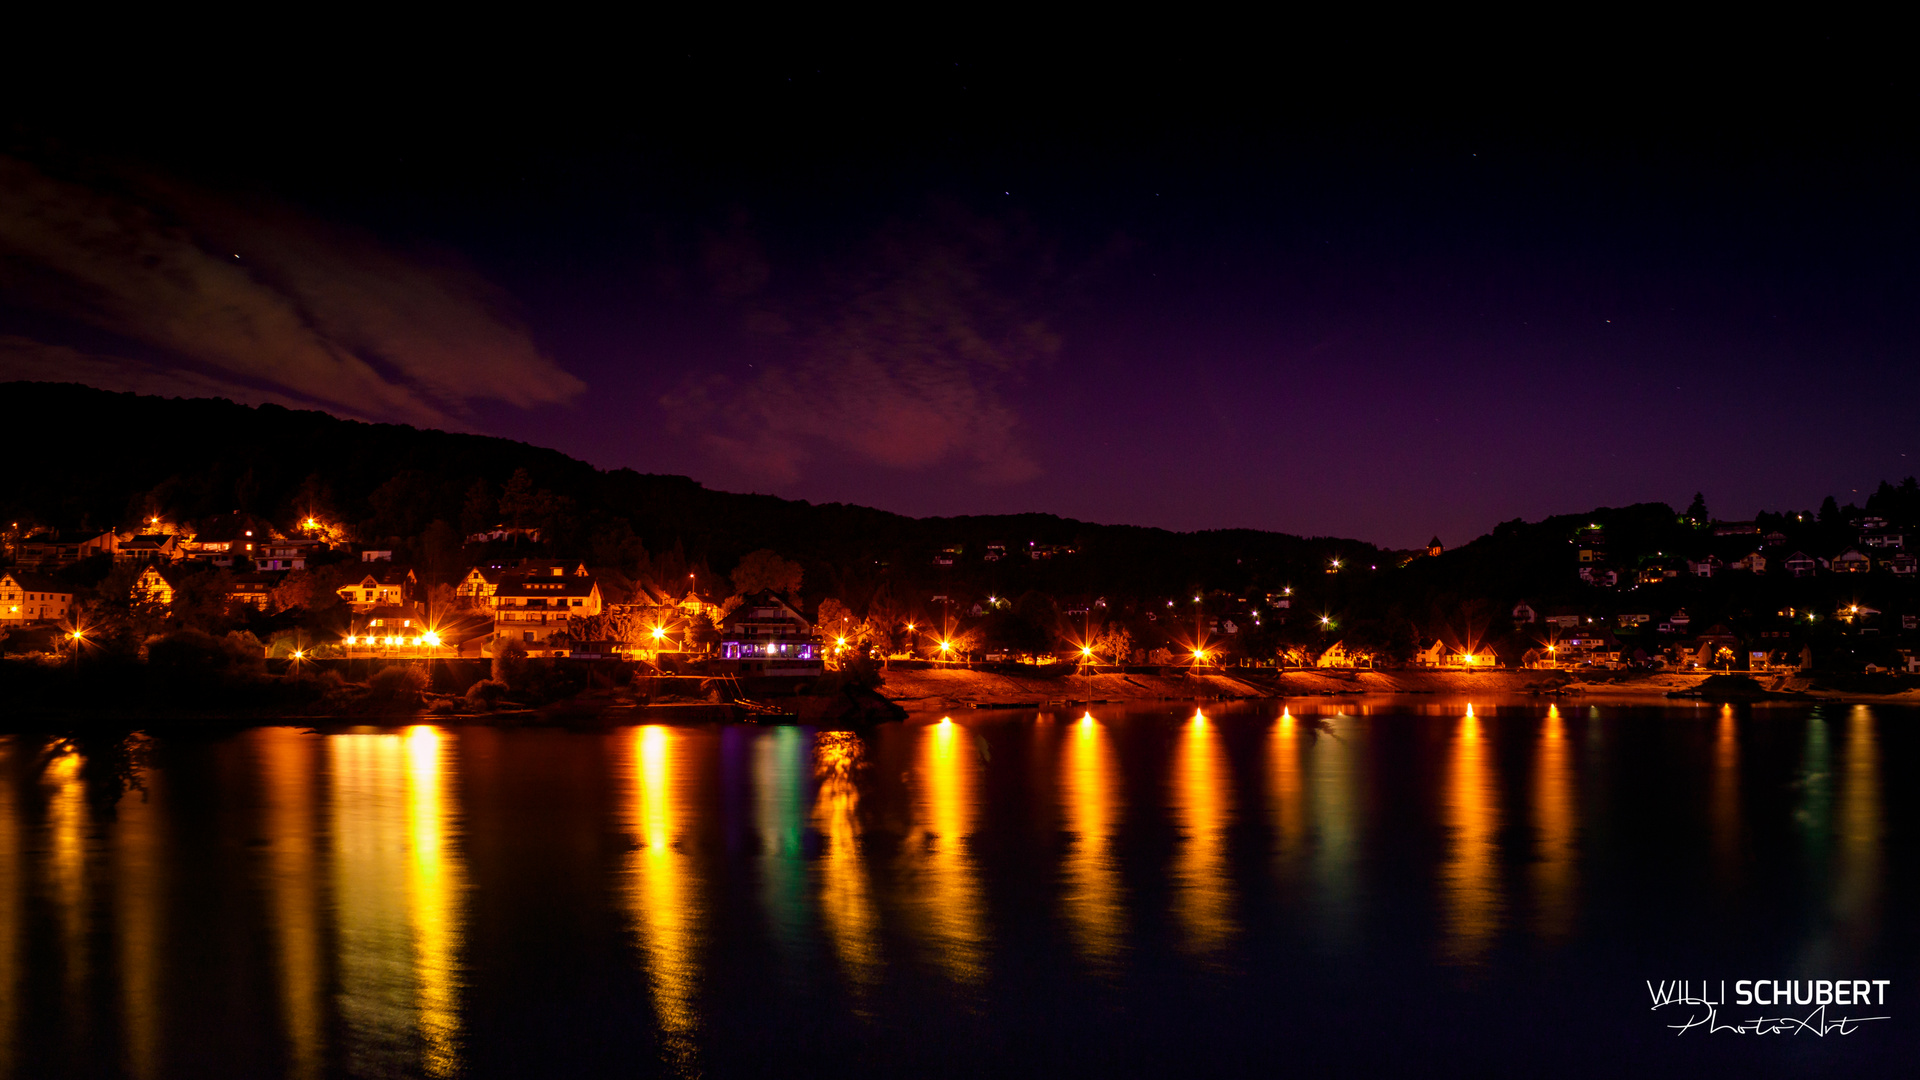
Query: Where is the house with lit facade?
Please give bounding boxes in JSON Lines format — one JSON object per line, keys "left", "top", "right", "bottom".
{"left": 256, "top": 539, "right": 326, "bottom": 571}
{"left": 336, "top": 567, "right": 417, "bottom": 611}
{"left": 0, "top": 571, "right": 74, "bottom": 625}
{"left": 341, "top": 604, "right": 452, "bottom": 655}
{"left": 458, "top": 560, "right": 590, "bottom": 611}
{"left": 457, "top": 565, "right": 509, "bottom": 608}
{"left": 1315, "top": 641, "right": 1364, "bottom": 668}
{"left": 1832, "top": 549, "right": 1873, "bottom": 574}
{"left": 492, "top": 571, "right": 604, "bottom": 658}
{"left": 714, "top": 590, "right": 821, "bottom": 676}
{"left": 116, "top": 534, "right": 181, "bottom": 564}
{"left": 133, "top": 565, "right": 179, "bottom": 609}
{"left": 226, "top": 571, "right": 283, "bottom": 611}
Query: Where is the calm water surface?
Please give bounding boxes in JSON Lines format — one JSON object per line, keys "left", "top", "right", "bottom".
{"left": 1, "top": 699, "right": 1915, "bottom": 1077}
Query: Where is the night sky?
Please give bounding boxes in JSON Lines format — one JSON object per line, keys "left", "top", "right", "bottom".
{"left": 3, "top": 37, "right": 1915, "bottom": 547}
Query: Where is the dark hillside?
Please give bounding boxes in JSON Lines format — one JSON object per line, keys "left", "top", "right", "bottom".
{"left": 1, "top": 382, "right": 1386, "bottom": 606}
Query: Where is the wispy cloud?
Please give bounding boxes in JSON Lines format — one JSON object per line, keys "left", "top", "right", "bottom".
{"left": 665, "top": 209, "right": 1058, "bottom": 484}
{"left": 0, "top": 334, "right": 318, "bottom": 408}
{"left": 0, "top": 155, "right": 584, "bottom": 426}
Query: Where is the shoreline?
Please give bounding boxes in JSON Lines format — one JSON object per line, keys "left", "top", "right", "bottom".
{"left": 873, "top": 666, "right": 1920, "bottom": 711}
{"left": 9, "top": 667, "right": 1919, "bottom": 732}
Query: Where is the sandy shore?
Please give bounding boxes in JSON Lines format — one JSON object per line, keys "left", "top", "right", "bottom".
{"left": 875, "top": 666, "right": 1920, "bottom": 711}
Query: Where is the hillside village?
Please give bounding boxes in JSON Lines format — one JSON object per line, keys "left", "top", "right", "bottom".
{"left": 4, "top": 385, "right": 1919, "bottom": 694}
{"left": 7, "top": 482, "right": 1920, "bottom": 688}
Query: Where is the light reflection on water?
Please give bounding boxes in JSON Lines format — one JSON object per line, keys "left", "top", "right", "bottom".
{"left": 1302, "top": 710, "right": 1359, "bottom": 948}
{"left": 1711, "top": 704, "right": 1741, "bottom": 886}
{"left": 0, "top": 701, "right": 1909, "bottom": 1076}
{"left": 1827, "top": 705, "right": 1882, "bottom": 965}
{"left": 1268, "top": 709, "right": 1305, "bottom": 876}
{"left": 0, "top": 741, "right": 21, "bottom": 1077}
{"left": 623, "top": 725, "right": 706, "bottom": 1074}
{"left": 45, "top": 746, "right": 89, "bottom": 1041}
{"left": 1531, "top": 705, "right": 1575, "bottom": 943}
{"left": 330, "top": 726, "right": 465, "bottom": 1078}
{"left": 1439, "top": 707, "right": 1501, "bottom": 964}
{"left": 814, "top": 731, "right": 881, "bottom": 994}
{"left": 1170, "top": 709, "right": 1235, "bottom": 954}
{"left": 1061, "top": 713, "right": 1124, "bottom": 965}
{"left": 753, "top": 726, "right": 811, "bottom": 958}
{"left": 257, "top": 727, "right": 324, "bottom": 1080}
{"left": 911, "top": 718, "right": 988, "bottom": 983}
{"left": 114, "top": 742, "right": 162, "bottom": 1080}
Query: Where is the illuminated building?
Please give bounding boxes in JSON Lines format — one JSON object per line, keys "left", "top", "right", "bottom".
{"left": 256, "top": 539, "right": 327, "bottom": 571}
{"left": 342, "top": 605, "right": 454, "bottom": 656}
{"left": 457, "top": 560, "right": 589, "bottom": 612}
{"left": 336, "top": 566, "right": 419, "bottom": 611}
{"left": 132, "top": 565, "right": 180, "bottom": 609}
{"left": 114, "top": 533, "right": 181, "bottom": 563}
{"left": 714, "top": 590, "right": 822, "bottom": 676}
{"left": 491, "top": 568, "right": 604, "bottom": 658}
{"left": 225, "top": 571, "right": 284, "bottom": 611}
{"left": 0, "top": 570, "right": 74, "bottom": 625}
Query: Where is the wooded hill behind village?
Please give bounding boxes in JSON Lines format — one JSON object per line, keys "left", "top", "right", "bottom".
{"left": 5, "top": 382, "right": 1919, "bottom": 676}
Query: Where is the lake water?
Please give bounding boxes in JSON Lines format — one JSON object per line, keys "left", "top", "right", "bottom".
{"left": 0, "top": 700, "right": 1914, "bottom": 1077}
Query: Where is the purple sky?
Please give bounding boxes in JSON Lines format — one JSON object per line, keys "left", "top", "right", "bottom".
{"left": 4, "top": 42, "right": 1915, "bottom": 547}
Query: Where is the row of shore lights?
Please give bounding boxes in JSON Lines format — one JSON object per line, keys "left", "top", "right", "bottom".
{"left": 344, "top": 632, "right": 441, "bottom": 647}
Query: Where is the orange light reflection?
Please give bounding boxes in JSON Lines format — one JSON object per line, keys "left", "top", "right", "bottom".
{"left": 1171, "top": 710, "right": 1235, "bottom": 953}
{"left": 1440, "top": 709, "right": 1501, "bottom": 964}
{"left": 1530, "top": 706, "right": 1575, "bottom": 943}
{"left": 624, "top": 725, "right": 705, "bottom": 1071}
{"left": 914, "top": 719, "right": 987, "bottom": 982}
{"left": 814, "top": 732, "right": 880, "bottom": 995}
{"left": 258, "top": 728, "right": 324, "bottom": 1080}
{"left": 1061, "top": 714, "right": 1123, "bottom": 964}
